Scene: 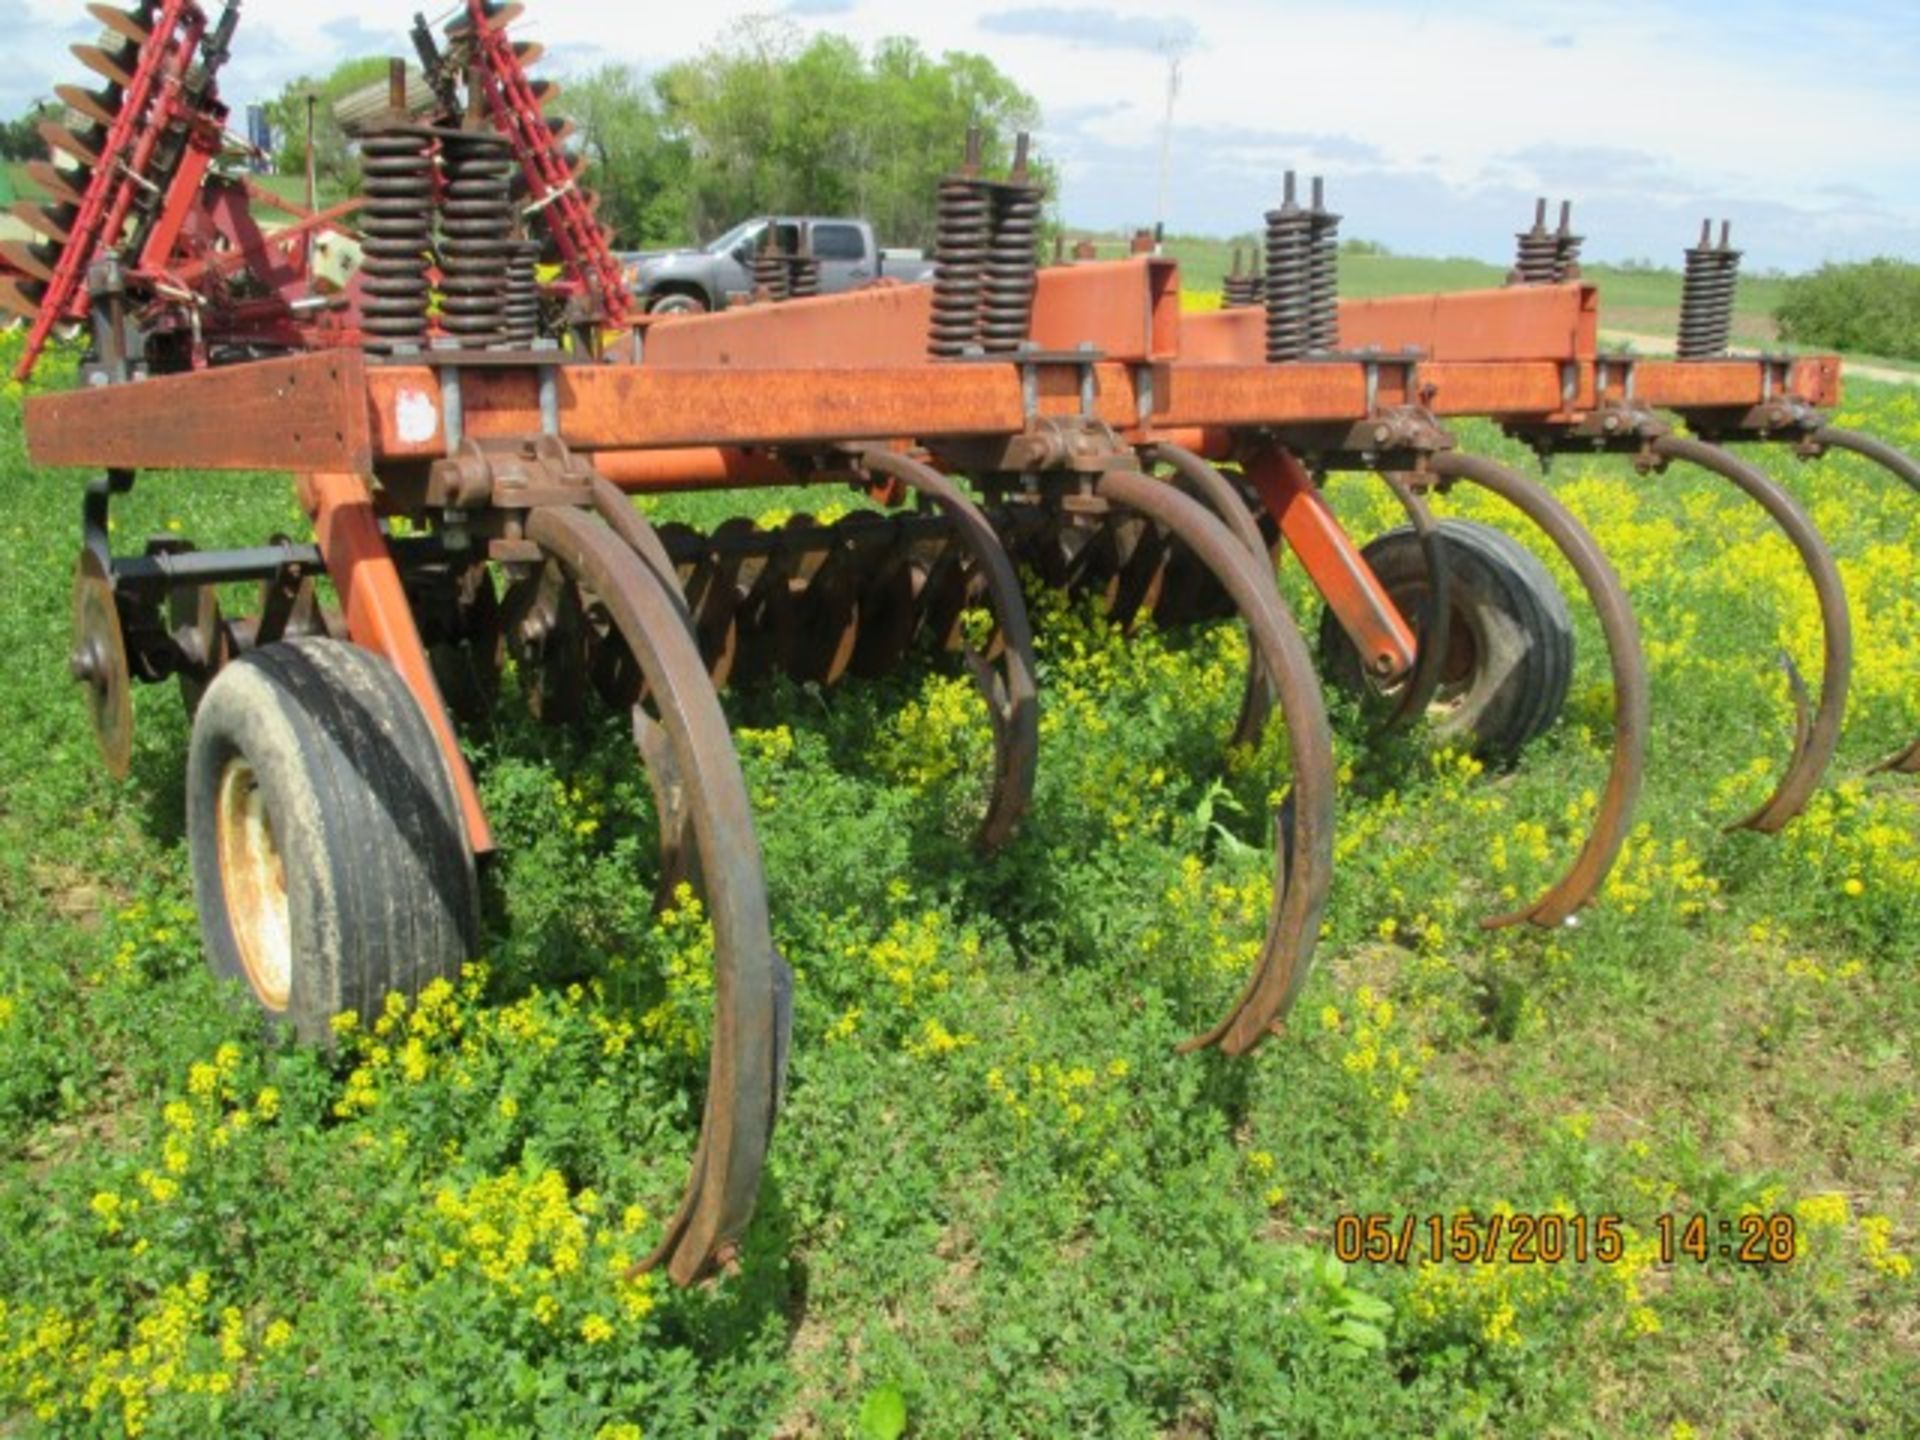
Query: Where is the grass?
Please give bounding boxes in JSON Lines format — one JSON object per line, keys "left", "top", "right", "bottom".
{"left": 1, "top": 326, "right": 1918, "bottom": 1436}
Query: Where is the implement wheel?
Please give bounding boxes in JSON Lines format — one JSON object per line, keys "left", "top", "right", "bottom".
{"left": 1320, "top": 519, "right": 1573, "bottom": 758}
{"left": 186, "top": 638, "right": 479, "bottom": 1043}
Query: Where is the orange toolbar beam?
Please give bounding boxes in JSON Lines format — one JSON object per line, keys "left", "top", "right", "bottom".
{"left": 24, "top": 350, "right": 374, "bottom": 473}
{"left": 21, "top": 349, "right": 1847, "bottom": 476}
{"left": 368, "top": 363, "right": 1047, "bottom": 456}
{"left": 1626, "top": 357, "right": 1840, "bottom": 411}
{"left": 1338, "top": 284, "right": 1598, "bottom": 361}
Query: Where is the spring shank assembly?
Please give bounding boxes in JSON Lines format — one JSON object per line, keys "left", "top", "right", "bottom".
{"left": 929, "top": 129, "right": 990, "bottom": 358}
{"left": 1263, "top": 172, "right": 1314, "bottom": 362}
{"left": 1263, "top": 172, "right": 1341, "bottom": 359}
{"left": 981, "top": 135, "right": 1043, "bottom": 353}
{"left": 438, "top": 126, "right": 516, "bottom": 348}
{"left": 358, "top": 126, "right": 435, "bottom": 351}
{"left": 1222, "top": 247, "right": 1264, "bottom": 309}
{"left": 1510, "top": 199, "right": 1581, "bottom": 286}
{"left": 1677, "top": 220, "right": 1741, "bottom": 359}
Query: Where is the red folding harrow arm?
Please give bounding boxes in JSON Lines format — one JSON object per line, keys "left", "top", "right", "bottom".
{"left": 6, "top": 0, "right": 226, "bottom": 380}
{"left": 454, "top": 0, "right": 632, "bottom": 327}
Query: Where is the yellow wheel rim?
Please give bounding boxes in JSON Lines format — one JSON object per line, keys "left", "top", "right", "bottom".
{"left": 215, "top": 758, "right": 292, "bottom": 1010}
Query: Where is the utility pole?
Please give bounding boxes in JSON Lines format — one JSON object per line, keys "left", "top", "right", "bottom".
{"left": 1154, "top": 37, "right": 1188, "bottom": 253}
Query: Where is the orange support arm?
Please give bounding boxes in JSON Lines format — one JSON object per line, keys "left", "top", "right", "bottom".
{"left": 303, "top": 471, "right": 493, "bottom": 855}
{"left": 1243, "top": 447, "right": 1416, "bottom": 681}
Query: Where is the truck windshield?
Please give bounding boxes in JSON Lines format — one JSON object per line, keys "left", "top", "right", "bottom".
{"left": 704, "top": 220, "right": 764, "bottom": 256}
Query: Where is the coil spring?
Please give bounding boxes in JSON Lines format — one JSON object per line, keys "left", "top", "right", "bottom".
{"left": 981, "top": 182, "right": 1041, "bottom": 352}
{"left": 1264, "top": 174, "right": 1315, "bottom": 362}
{"left": 1222, "top": 248, "right": 1264, "bottom": 309}
{"left": 1307, "top": 179, "right": 1341, "bottom": 352}
{"left": 504, "top": 238, "right": 541, "bottom": 347}
{"left": 929, "top": 176, "right": 990, "bottom": 358}
{"left": 1677, "top": 220, "right": 1740, "bottom": 360}
{"left": 359, "top": 127, "right": 434, "bottom": 351}
{"left": 1554, "top": 204, "right": 1584, "bottom": 281}
{"left": 1222, "top": 273, "right": 1262, "bottom": 309}
{"left": 752, "top": 235, "right": 790, "bottom": 301}
{"left": 1512, "top": 199, "right": 1560, "bottom": 285}
{"left": 1227, "top": 277, "right": 1258, "bottom": 308}
{"left": 788, "top": 255, "right": 821, "bottom": 300}
{"left": 439, "top": 130, "right": 515, "bottom": 349}
{"left": 1512, "top": 199, "right": 1584, "bottom": 285}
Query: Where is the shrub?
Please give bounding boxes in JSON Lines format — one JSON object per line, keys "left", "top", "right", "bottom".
{"left": 1773, "top": 258, "right": 1920, "bottom": 360}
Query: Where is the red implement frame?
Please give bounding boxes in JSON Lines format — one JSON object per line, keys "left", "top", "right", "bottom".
{"left": 22, "top": 261, "right": 1849, "bottom": 856}
{"left": 12, "top": 0, "right": 211, "bottom": 380}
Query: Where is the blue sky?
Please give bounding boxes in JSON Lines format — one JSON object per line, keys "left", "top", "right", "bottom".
{"left": 9, "top": 0, "right": 1916, "bottom": 271}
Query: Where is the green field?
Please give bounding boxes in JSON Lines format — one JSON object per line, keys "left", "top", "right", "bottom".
{"left": 1, "top": 328, "right": 1918, "bottom": 1436}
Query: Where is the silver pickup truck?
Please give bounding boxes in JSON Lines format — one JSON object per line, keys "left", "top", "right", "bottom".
{"left": 620, "top": 216, "right": 938, "bottom": 314}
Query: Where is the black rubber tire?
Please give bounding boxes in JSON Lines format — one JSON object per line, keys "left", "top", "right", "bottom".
{"left": 1319, "top": 518, "right": 1574, "bottom": 757}
{"left": 647, "top": 289, "right": 710, "bottom": 315}
{"left": 186, "top": 637, "right": 479, "bottom": 1044}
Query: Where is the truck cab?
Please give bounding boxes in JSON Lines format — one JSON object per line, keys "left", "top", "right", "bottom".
{"left": 621, "top": 216, "right": 934, "bottom": 314}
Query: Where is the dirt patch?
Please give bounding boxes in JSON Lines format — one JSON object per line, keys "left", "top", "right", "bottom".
{"left": 1599, "top": 328, "right": 1918, "bottom": 386}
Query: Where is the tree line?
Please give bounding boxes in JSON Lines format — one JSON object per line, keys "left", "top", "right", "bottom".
{"left": 264, "top": 18, "right": 1046, "bottom": 252}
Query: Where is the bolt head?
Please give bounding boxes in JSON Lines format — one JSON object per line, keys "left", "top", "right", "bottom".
{"left": 69, "top": 641, "right": 102, "bottom": 687}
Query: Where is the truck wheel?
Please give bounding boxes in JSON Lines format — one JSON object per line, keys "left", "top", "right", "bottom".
{"left": 1319, "top": 519, "right": 1574, "bottom": 757}
{"left": 648, "top": 290, "right": 709, "bottom": 316}
{"left": 186, "top": 637, "right": 479, "bottom": 1044}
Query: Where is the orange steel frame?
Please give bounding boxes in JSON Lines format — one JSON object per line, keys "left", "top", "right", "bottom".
{"left": 24, "top": 263, "right": 1847, "bottom": 854}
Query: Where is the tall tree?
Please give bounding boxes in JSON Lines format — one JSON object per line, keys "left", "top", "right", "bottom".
{"left": 651, "top": 21, "right": 1045, "bottom": 248}
{"left": 552, "top": 65, "right": 691, "bottom": 249}
{"left": 0, "top": 104, "right": 53, "bottom": 163}
{"left": 262, "top": 57, "right": 394, "bottom": 196}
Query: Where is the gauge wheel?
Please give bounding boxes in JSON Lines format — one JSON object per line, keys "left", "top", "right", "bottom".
{"left": 1319, "top": 518, "right": 1574, "bottom": 757}
{"left": 186, "top": 637, "right": 479, "bottom": 1043}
